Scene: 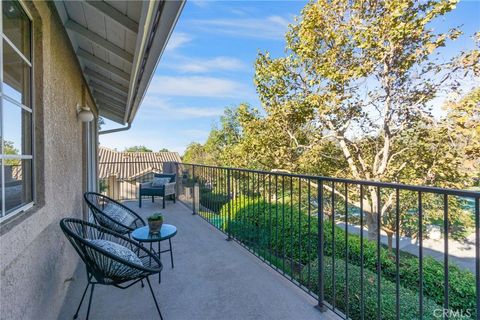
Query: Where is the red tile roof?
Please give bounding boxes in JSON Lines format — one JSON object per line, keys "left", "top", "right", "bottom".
{"left": 98, "top": 146, "right": 181, "bottom": 179}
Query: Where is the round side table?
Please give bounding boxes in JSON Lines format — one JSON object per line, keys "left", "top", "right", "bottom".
{"left": 132, "top": 224, "right": 177, "bottom": 283}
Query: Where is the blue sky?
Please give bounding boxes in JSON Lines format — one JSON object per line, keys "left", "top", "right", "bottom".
{"left": 99, "top": 0, "right": 480, "bottom": 155}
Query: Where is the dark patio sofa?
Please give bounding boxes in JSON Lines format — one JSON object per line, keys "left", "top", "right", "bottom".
{"left": 139, "top": 173, "right": 176, "bottom": 208}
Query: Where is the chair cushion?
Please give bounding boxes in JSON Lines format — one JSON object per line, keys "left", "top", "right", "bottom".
{"left": 154, "top": 173, "right": 176, "bottom": 182}
{"left": 152, "top": 177, "right": 171, "bottom": 187}
{"left": 98, "top": 204, "right": 136, "bottom": 233}
{"left": 89, "top": 239, "right": 143, "bottom": 267}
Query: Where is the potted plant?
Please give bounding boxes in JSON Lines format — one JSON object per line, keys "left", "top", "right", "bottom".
{"left": 147, "top": 213, "right": 163, "bottom": 234}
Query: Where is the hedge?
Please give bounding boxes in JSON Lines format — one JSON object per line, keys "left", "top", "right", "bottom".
{"left": 220, "top": 196, "right": 476, "bottom": 315}
{"left": 224, "top": 196, "right": 318, "bottom": 264}
{"left": 199, "top": 188, "right": 230, "bottom": 213}
{"left": 301, "top": 257, "right": 442, "bottom": 320}
{"left": 323, "top": 219, "right": 476, "bottom": 315}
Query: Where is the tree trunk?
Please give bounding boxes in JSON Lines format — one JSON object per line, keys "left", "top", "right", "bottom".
{"left": 365, "top": 187, "right": 379, "bottom": 241}
{"left": 366, "top": 213, "right": 378, "bottom": 241}
{"left": 386, "top": 231, "right": 393, "bottom": 252}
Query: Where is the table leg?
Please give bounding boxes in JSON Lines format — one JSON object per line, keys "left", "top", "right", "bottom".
{"left": 169, "top": 238, "right": 174, "bottom": 269}
{"left": 158, "top": 241, "right": 161, "bottom": 284}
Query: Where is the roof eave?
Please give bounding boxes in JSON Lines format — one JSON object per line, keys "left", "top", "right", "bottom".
{"left": 53, "top": 0, "right": 185, "bottom": 125}
{"left": 125, "top": 0, "right": 186, "bottom": 125}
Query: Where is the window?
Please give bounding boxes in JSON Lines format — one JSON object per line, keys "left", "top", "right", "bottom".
{"left": 0, "top": 0, "right": 33, "bottom": 219}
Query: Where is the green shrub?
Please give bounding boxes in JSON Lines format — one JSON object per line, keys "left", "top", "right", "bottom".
{"left": 302, "top": 257, "right": 442, "bottom": 320}
{"left": 221, "top": 196, "right": 476, "bottom": 315}
{"left": 199, "top": 188, "right": 229, "bottom": 213}
{"left": 223, "top": 196, "right": 319, "bottom": 264}
{"left": 323, "top": 219, "right": 476, "bottom": 315}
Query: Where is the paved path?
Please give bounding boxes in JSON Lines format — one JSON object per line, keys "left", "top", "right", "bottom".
{"left": 59, "top": 201, "right": 338, "bottom": 320}
{"left": 336, "top": 222, "right": 476, "bottom": 273}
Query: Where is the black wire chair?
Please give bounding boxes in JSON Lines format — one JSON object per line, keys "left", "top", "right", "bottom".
{"left": 60, "top": 218, "right": 163, "bottom": 320}
{"left": 84, "top": 192, "right": 146, "bottom": 235}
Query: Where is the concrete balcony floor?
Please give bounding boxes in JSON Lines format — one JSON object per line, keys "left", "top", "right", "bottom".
{"left": 59, "top": 200, "right": 338, "bottom": 320}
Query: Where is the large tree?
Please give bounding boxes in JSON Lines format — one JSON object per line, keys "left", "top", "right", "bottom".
{"left": 183, "top": 142, "right": 208, "bottom": 164}
{"left": 443, "top": 87, "right": 480, "bottom": 179}
{"left": 254, "top": 0, "right": 478, "bottom": 239}
{"left": 183, "top": 106, "right": 244, "bottom": 166}
{"left": 124, "top": 145, "right": 153, "bottom": 152}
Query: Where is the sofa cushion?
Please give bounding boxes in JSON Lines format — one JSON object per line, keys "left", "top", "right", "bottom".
{"left": 154, "top": 173, "right": 176, "bottom": 182}
{"left": 152, "top": 177, "right": 171, "bottom": 187}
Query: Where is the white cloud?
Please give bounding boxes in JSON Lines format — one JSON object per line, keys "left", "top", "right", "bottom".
{"left": 100, "top": 98, "right": 222, "bottom": 152}
{"left": 166, "top": 32, "right": 192, "bottom": 51}
{"left": 148, "top": 75, "right": 251, "bottom": 98}
{"left": 268, "top": 15, "right": 290, "bottom": 27}
{"left": 174, "top": 56, "right": 246, "bottom": 73}
{"left": 229, "top": 8, "right": 248, "bottom": 16}
{"left": 190, "top": 0, "right": 209, "bottom": 7}
{"left": 190, "top": 15, "right": 292, "bottom": 40}
{"left": 175, "top": 107, "right": 224, "bottom": 117}
{"left": 138, "top": 96, "right": 224, "bottom": 119}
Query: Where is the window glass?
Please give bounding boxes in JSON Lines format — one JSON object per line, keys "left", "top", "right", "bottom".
{"left": 4, "top": 159, "right": 32, "bottom": 213}
{"left": 2, "top": 0, "right": 30, "bottom": 60}
{"left": 2, "top": 40, "right": 31, "bottom": 106}
{"left": 0, "top": 166, "right": 3, "bottom": 212}
{"left": 1, "top": 1, "right": 33, "bottom": 218}
{"left": 2, "top": 99, "right": 32, "bottom": 155}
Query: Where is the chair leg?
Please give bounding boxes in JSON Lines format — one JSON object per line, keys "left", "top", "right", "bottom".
{"left": 146, "top": 277, "right": 163, "bottom": 320}
{"left": 85, "top": 283, "right": 95, "bottom": 320}
{"left": 73, "top": 282, "right": 90, "bottom": 319}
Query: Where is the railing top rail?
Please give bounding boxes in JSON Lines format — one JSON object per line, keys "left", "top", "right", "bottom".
{"left": 98, "top": 161, "right": 168, "bottom": 164}
{"left": 179, "top": 162, "right": 480, "bottom": 198}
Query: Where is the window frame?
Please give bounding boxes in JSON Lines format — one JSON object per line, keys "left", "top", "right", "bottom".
{"left": 0, "top": 0, "right": 35, "bottom": 222}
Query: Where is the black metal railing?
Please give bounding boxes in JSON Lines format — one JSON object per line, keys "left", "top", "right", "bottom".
{"left": 176, "top": 163, "right": 479, "bottom": 320}
{"left": 97, "top": 159, "right": 480, "bottom": 319}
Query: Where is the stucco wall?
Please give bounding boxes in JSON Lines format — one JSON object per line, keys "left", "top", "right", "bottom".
{"left": 0, "top": 2, "right": 97, "bottom": 319}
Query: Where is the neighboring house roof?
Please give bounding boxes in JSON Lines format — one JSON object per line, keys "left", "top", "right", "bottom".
{"left": 98, "top": 146, "right": 181, "bottom": 180}
{"left": 54, "top": 1, "right": 185, "bottom": 125}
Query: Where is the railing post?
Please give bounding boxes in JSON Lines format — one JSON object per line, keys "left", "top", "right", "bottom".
{"left": 192, "top": 165, "right": 196, "bottom": 215}
{"left": 316, "top": 178, "right": 327, "bottom": 312}
{"left": 174, "top": 162, "right": 180, "bottom": 198}
{"left": 227, "top": 168, "right": 232, "bottom": 241}
{"left": 475, "top": 196, "right": 479, "bottom": 320}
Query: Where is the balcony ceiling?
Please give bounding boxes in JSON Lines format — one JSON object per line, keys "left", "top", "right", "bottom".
{"left": 54, "top": 0, "right": 185, "bottom": 124}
